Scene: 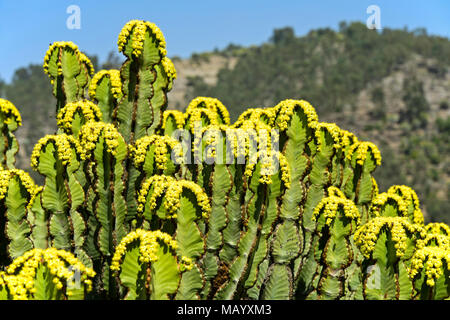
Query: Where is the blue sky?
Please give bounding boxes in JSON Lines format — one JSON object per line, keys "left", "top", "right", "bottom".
{"left": 0, "top": 0, "right": 449, "bottom": 83}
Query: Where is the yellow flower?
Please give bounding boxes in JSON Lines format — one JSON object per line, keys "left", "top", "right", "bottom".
{"left": 131, "top": 135, "right": 183, "bottom": 170}
{"left": 354, "top": 216, "right": 424, "bottom": 259}
{"left": 89, "top": 70, "right": 123, "bottom": 100}
{"left": 43, "top": 41, "right": 94, "bottom": 78}
{"left": 186, "top": 97, "right": 230, "bottom": 125}
{"left": 408, "top": 246, "right": 450, "bottom": 287}
{"left": 110, "top": 229, "right": 192, "bottom": 272}
{"left": 161, "top": 57, "right": 177, "bottom": 81}
{"left": 78, "top": 122, "right": 123, "bottom": 160}
{"left": 6, "top": 248, "right": 95, "bottom": 298}
{"left": 425, "top": 223, "right": 450, "bottom": 236}
{"left": 56, "top": 100, "right": 103, "bottom": 133}
{"left": 30, "top": 134, "right": 80, "bottom": 169}
{"left": 273, "top": 99, "right": 318, "bottom": 131}
{"left": 347, "top": 141, "right": 382, "bottom": 167}
{"left": 162, "top": 110, "right": 185, "bottom": 129}
{"left": 0, "top": 98, "right": 22, "bottom": 127}
{"left": 313, "top": 122, "right": 342, "bottom": 152}
{"left": 243, "top": 150, "right": 291, "bottom": 188}
{"left": 118, "top": 20, "right": 167, "bottom": 58}
{"left": 312, "top": 189, "right": 360, "bottom": 226}
{"left": 387, "top": 185, "right": 424, "bottom": 225}
{"left": 232, "top": 107, "right": 277, "bottom": 128}
{"left": 165, "top": 180, "right": 211, "bottom": 219}
{"left": 136, "top": 175, "right": 175, "bottom": 215}
{"left": 370, "top": 192, "right": 412, "bottom": 220}
{"left": 0, "top": 169, "right": 42, "bottom": 209}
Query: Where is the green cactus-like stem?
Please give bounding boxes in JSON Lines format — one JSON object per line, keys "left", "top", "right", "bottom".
{"left": 304, "top": 190, "right": 361, "bottom": 300}
{"left": 43, "top": 42, "right": 94, "bottom": 113}
{"left": 30, "top": 135, "right": 90, "bottom": 268}
{"left": 0, "top": 170, "right": 40, "bottom": 264}
{"left": 342, "top": 141, "right": 381, "bottom": 224}
{"left": 409, "top": 246, "right": 450, "bottom": 300}
{"left": 78, "top": 122, "right": 128, "bottom": 297}
{"left": 28, "top": 191, "right": 49, "bottom": 250}
{"left": 89, "top": 70, "right": 123, "bottom": 124}
{"left": 134, "top": 175, "right": 210, "bottom": 299}
{"left": 295, "top": 124, "right": 343, "bottom": 297}
{"left": 0, "top": 99, "right": 22, "bottom": 170}
{"left": 354, "top": 217, "right": 423, "bottom": 300}
{"left": 214, "top": 161, "right": 269, "bottom": 300}
{"left": 111, "top": 230, "right": 191, "bottom": 300}
{"left": 245, "top": 171, "right": 290, "bottom": 299}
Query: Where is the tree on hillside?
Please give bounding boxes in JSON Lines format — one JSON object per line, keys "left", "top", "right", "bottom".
{"left": 400, "top": 77, "right": 430, "bottom": 129}
{"left": 270, "top": 27, "right": 295, "bottom": 46}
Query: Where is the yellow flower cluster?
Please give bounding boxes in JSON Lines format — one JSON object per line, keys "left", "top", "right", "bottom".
{"left": 347, "top": 141, "right": 382, "bottom": 166}
{"left": 192, "top": 125, "right": 228, "bottom": 160}
{"left": 232, "top": 109, "right": 255, "bottom": 127}
{"left": 0, "top": 169, "right": 42, "bottom": 209}
{"left": 416, "top": 233, "right": 450, "bottom": 250}
{"left": 78, "top": 122, "right": 122, "bottom": 159}
{"left": 6, "top": 248, "right": 95, "bottom": 298}
{"left": 0, "top": 271, "right": 30, "bottom": 300}
{"left": 118, "top": 20, "right": 167, "bottom": 57}
{"left": 43, "top": 41, "right": 93, "bottom": 79}
{"left": 370, "top": 192, "right": 409, "bottom": 218}
{"left": 31, "top": 134, "right": 79, "bottom": 169}
{"left": 372, "top": 177, "right": 379, "bottom": 197}
{"left": 232, "top": 107, "right": 277, "bottom": 128}
{"left": 89, "top": 70, "right": 123, "bottom": 100}
{"left": 387, "top": 185, "right": 424, "bottom": 225}
{"left": 56, "top": 100, "right": 103, "bottom": 133}
{"left": 137, "top": 175, "right": 175, "bottom": 215}
{"left": 354, "top": 217, "right": 422, "bottom": 259}
{"left": 313, "top": 122, "right": 342, "bottom": 152}
{"left": 0, "top": 170, "right": 9, "bottom": 201}
{"left": 79, "top": 52, "right": 95, "bottom": 76}
{"left": 244, "top": 150, "right": 291, "bottom": 188}
{"left": 312, "top": 194, "right": 360, "bottom": 226}
{"left": 161, "top": 57, "right": 177, "bottom": 81}
{"left": 228, "top": 119, "right": 278, "bottom": 161}
{"left": 425, "top": 223, "right": 450, "bottom": 236}
{"left": 162, "top": 110, "right": 185, "bottom": 129}
{"left": 186, "top": 108, "right": 219, "bottom": 133}
{"left": 131, "top": 135, "right": 183, "bottom": 170}
{"left": 0, "top": 98, "right": 22, "bottom": 126}
{"left": 274, "top": 99, "right": 319, "bottom": 131}
{"left": 43, "top": 41, "right": 79, "bottom": 76}
{"left": 110, "top": 229, "right": 192, "bottom": 272}
{"left": 327, "top": 186, "right": 346, "bottom": 198}
{"left": 204, "top": 128, "right": 219, "bottom": 159}
{"left": 165, "top": 180, "right": 211, "bottom": 219}
{"left": 408, "top": 246, "right": 450, "bottom": 287}
{"left": 340, "top": 129, "right": 358, "bottom": 150}
{"left": 186, "top": 97, "right": 230, "bottom": 125}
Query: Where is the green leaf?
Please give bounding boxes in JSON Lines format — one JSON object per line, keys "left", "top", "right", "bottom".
{"left": 271, "top": 220, "right": 301, "bottom": 264}
{"left": 119, "top": 242, "right": 147, "bottom": 300}
{"left": 33, "top": 265, "right": 62, "bottom": 300}
{"left": 262, "top": 264, "right": 292, "bottom": 300}
{"left": 149, "top": 243, "right": 181, "bottom": 300}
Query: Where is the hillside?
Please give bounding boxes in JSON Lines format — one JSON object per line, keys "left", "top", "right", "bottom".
{"left": 0, "top": 21, "right": 449, "bottom": 223}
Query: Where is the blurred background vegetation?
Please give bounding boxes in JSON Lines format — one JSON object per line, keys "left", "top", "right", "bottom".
{"left": 0, "top": 21, "right": 448, "bottom": 224}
